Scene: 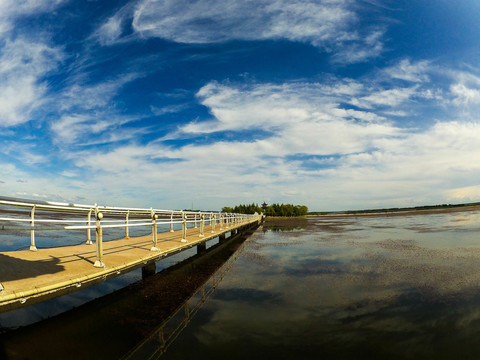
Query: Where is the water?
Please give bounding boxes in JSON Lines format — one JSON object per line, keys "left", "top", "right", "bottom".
{"left": 3, "top": 210, "right": 480, "bottom": 359}
{"left": 163, "top": 210, "right": 480, "bottom": 360}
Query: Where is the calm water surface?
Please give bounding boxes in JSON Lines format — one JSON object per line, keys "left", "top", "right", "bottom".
{"left": 164, "top": 211, "right": 480, "bottom": 360}
{"left": 3, "top": 210, "right": 480, "bottom": 359}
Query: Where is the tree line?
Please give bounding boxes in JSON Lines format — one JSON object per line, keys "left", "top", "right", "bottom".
{"left": 222, "top": 203, "right": 308, "bottom": 217}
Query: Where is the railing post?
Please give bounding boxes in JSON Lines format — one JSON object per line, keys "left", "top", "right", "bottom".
{"left": 86, "top": 209, "right": 93, "bottom": 245}
{"left": 199, "top": 214, "right": 204, "bottom": 237}
{"left": 194, "top": 213, "right": 198, "bottom": 228}
{"left": 125, "top": 210, "right": 130, "bottom": 239}
{"left": 220, "top": 213, "right": 224, "bottom": 230}
{"left": 29, "top": 205, "right": 37, "bottom": 251}
{"left": 181, "top": 212, "right": 187, "bottom": 242}
{"left": 94, "top": 212, "right": 105, "bottom": 268}
{"left": 94, "top": 204, "right": 99, "bottom": 245}
{"left": 211, "top": 213, "right": 215, "bottom": 233}
{"left": 151, "top": 212, "right": 159, "bottom": 251}
{"left": 170, "top": 211, "right": 174, "bottom": 232}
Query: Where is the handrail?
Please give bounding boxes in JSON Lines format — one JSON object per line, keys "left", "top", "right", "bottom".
{"left": 0, "top": 196, "right": 262, "bottom": 271}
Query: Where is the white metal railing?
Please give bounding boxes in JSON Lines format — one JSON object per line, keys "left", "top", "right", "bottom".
{"left": 0, "top": 196, "right": 261, "bottom": 270}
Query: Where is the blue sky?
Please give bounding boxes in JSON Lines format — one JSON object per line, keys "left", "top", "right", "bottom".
{"left": 2, "top": 0, "right": 480, "bottom": 211}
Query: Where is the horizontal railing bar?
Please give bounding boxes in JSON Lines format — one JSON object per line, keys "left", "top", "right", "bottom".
{"left": 0, "top": 201, "right": 219, "bottom": 218}
{"left": 1, "top": 199, "right": 244, "bottom": 220}
{"left": 0, "top": 218, "right": 146, "bottom": 224}
{"left": 1, "top": 216, "right": 245, "bottom": 228}
{"left": 0, "top": 217, "right": 32, "bottom": 222}
{"left": 65, "top": 219, "right": 187, "bottom": 230}
{"left": 0, "top": 200, "right": 92, "bottom": 213}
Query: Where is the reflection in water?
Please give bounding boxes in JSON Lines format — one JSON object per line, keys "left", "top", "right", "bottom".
{"left": 0, "top": 231, "right": 254, "bottom": 359}
{"left": 123, "top": 237, "right": 249, "bottom": 359}
{"left": 162, "top": 210, "right": 480, "bottom": 360}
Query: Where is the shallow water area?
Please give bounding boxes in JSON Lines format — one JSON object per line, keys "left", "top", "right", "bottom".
{"left": 163, "top": 210, "right": 480, "bottom": 359}
{"left": 2, "top": 210, "right": 480, "bottom": 359}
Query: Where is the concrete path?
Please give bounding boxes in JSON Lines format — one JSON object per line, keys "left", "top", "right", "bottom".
{"left": 0, "top": 220, "right": 257, "bottom": 312}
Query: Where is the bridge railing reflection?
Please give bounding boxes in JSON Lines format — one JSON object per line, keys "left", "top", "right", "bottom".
{"left": 122, "top": 233, "right": 249, "bottom": 359}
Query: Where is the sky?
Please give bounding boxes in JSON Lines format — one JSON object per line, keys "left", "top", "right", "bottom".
{"left": 2, "top": 0, "right": 480, "bottom": 212}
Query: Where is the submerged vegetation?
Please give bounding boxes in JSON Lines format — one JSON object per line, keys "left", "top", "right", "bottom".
{"left": 222, "top": 203, "right": 308, "bottom": 217}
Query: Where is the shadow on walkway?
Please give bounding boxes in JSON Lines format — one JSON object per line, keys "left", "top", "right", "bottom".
{"left": 0, "top": 254, "right": 64, "bottom": 282}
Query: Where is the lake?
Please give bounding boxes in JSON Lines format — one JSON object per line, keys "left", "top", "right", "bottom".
{"left": 3, "top": 209, "right": 480, "bottom": 359}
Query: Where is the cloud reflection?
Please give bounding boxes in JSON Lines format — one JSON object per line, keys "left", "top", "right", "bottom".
{"left": 166, "top": 212, "right": 480, "bottom": 359}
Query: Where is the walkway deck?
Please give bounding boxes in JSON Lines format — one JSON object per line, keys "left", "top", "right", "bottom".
{"left": 0, "top": 219, "right": 259, "bottom": 312}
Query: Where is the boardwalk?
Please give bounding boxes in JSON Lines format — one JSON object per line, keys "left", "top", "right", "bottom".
{"left": 0, "top": 197, "right": 262, "bottom": 312}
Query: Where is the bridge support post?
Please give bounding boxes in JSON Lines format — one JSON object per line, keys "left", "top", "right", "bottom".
{"left": 197, "top": 242, "right": 206, "bottom": 254}
{"left": 219, "top": 233, "right": 226, "bottom": 243}
{"left": 181, "top": 212, "right": 187, "bottom": 242}
{"left": 142, "top": 262, "right": 156, "bottom": 279}
{"left": 94, "top": 212, "right": 105, "bottom": 268}
{"left": 151, "top": 213, "right": 159, "bottom": 251}
{"left": 29, "top": 205, "right": 37, "bottom": 251}
{"left": 170, "top": 212, "right": 174, "bottom": 232}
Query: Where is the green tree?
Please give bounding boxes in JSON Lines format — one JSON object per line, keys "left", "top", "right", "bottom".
{"left": 222, "top": 203, "right": 308, "bottom": 217}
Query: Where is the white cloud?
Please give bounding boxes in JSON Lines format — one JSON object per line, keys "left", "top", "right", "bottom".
{"left": 10, "top": 61, "right": 480, "bottom": 210}
{"left": 150, "top": 103, "right": 190, "bottom": 116}
{"left": 51, "top": 114, "right": 146, "bottom": 145}
{"left": 50, "top": 73, "right": 143, "bottom": 144}
{"left": 91, "top": 3, "right": 135, "bottom": 46}
{"left": 131, "top": 0, "right": 355, "bottom": 44}
{"left": 0, "top": 1, "right": 65, "bottom": 127}
{"left": 59, "top": 74, "right": 139, "bottom": 112}
{"left": 0, "top": 38, "right": 63, "bottom": 127}
{"left": 167, "top": 81, "right": 480, "bottom": 209}
{"left": 183, "top": 81, "right": 394, "bottom": 136}
{"left": 39, "top": 116, "right": 480, "bottom": 210}
{"left": 96, "top": 14, "right": 124, "bottom": 46}
{"left": 351, "top": 86, "right": 419, "bottom": 109}
{"left": 450, "top": 83, "right": 480, "bottom": 105}
{"left": 332, "top": 29, "right": 385, "bottom": 64}
{"left": 65, "top": 80, "right": 408, "bottom": 208}
{"left": 447, "top": 70, "right": 480, "bottom": 107}
{"left": 384, "top": 59, "right": 431, "bottom": 83}
{"left": 91, "top": 0, "right": 385, "bottom": 63}
{"left": 0, "top": 0, "right": 65, "bottom": 35}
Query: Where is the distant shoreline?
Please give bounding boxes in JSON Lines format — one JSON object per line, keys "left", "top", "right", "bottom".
{"left": 309, "top": 204, "right": 480, "bottom": 218}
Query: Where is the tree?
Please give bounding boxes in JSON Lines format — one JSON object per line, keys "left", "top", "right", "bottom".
{"left": 223, "top": 203, "right": 308, "bottom": 217}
